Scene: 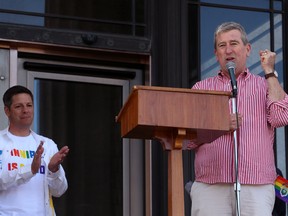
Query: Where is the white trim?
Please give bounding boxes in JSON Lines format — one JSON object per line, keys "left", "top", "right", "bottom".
{"left": 9, "top": 49, "right": 18, "bottom": 86}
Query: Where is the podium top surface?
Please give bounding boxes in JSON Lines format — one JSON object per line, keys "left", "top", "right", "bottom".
{"left": 131, "top": 85, "right": 231, "bottom": 96}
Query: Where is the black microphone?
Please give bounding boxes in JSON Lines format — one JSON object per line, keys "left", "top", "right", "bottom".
{"left": 226, "top": 61, "right": 237, "bottom": 97}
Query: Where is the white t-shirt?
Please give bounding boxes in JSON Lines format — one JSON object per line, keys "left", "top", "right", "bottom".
{"left": 0, "top": 132, "right": 45, "bottom": 216}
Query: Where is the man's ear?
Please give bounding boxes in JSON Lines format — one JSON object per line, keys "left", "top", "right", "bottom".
{"left": 214, "top": 49, "right": 219, "bottom": 62}
{"left": 246, "top": 43, "right": 251, "bottom": 57}
{"left": 4, "top": 106, "right": 10, "bottom": 117}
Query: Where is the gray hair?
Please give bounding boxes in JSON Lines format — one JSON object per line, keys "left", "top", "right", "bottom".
{"left": 214, "top": 22, "right": 249, "bottom": 49}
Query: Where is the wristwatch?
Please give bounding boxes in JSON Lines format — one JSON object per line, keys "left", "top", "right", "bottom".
{"left": 264, "top": 70, "right": 278, "bottom": 79}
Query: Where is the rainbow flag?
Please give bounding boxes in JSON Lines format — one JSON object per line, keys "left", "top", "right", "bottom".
{"left": 275, "top": 175, "right": 288, "bottom": 203}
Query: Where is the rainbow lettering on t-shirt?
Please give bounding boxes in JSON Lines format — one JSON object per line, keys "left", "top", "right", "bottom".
{"left": 7, "top": 163, "right": 45, "bottom": 174}
{"left": 7, "top": 148, "right": 45, "bottom": 174}
{"left": 10, "top": 148, "right": 35, "bottom": 158}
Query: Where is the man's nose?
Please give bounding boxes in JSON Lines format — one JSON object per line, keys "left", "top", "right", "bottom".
{"left": 22, "top": 106, "right": 29, "bottom": 112}
{"left": 225, "top": 45, "right": 233, "bottom": 53}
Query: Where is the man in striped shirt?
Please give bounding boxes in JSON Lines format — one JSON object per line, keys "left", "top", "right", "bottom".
{"left": 188, "top": 22, "right": 288, "bottom": 216}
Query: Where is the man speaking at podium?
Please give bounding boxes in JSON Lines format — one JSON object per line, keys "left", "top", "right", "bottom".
{"left": 187, "top": 22, "right": 288, "bottom": 216}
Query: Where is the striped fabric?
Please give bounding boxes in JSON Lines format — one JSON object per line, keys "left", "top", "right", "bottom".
{"left": 188, "top": 69, "right": 288, "bottom": 184}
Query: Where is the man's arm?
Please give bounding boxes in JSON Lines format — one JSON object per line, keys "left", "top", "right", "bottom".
{"left": 260, "top": 49, "right": 286, "bottom": 101}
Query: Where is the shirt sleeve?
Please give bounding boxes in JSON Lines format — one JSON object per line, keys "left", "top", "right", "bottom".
{"left": 47, "top": 165, "right": 68, "bottom": 197}
{"left": 267, "top": 94, "right": 288, "bottom": 127}
{"left": 43, "top": 139, "right": 68, "bottom": 197}
{"left": 0, "top": 161, "right": 34, "bottom": 190}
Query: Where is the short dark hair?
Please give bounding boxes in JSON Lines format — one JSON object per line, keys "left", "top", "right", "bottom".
{"left": 3, "top": 85, "right": 34, "bottom": 108}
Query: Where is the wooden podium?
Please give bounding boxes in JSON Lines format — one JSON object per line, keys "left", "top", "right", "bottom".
{"left": 116, "top": 85, "right": 231, "bottom": 216}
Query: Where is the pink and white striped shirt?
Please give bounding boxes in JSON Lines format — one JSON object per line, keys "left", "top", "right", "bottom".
{"left": 188, "top": 68, "right": 288, "bottom": 184}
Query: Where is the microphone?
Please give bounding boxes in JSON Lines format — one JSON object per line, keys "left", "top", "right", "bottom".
{"left": 226, "top": 61, "right": 237, "bottom": 97}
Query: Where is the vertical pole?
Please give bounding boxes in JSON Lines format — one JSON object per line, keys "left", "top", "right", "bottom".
{"left": 168, "top": 149, "right": 185, "bottom": 216}
{"left": 231, "top": 97, "right": 241, "bottom": 216}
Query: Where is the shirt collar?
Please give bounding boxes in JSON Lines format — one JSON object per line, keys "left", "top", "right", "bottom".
{"left": 218, "top": 68, "right": 250, "bottom": 80}
{"left": 1, "top": 127, "right": 40, "bottom": 142}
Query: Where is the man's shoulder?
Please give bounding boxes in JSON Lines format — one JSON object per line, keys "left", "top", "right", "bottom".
{"left": 245, "top": 72, "right": 266, "bottom": 85}
{"left": 192, "top": 75, "right": 223, "bottom": 90}
{"left": 30, "top": 131, "right": 54, "bottom": 143}
{"left": 0, "top": 128, "right": 9, "bottom": 138}
{"left": 245, "top": 69, "right": 264, "bottom": 79}
{"left": 0, "top": 128, "right": 10, "bottom": 148}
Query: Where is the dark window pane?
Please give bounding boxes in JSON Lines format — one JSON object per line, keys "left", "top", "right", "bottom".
{"left": 188, "top": 4, "right": 199, "bottom": 86}
{"left": 136, "top": 0, "right": 145, "bottom": 23}
{"left": 135, "top": 26, "right": 145, "bottom": 37}
{"left": 274, "top": 1, "right": 283, "bottom": 10}
{"left": 0, "top": 0, "right": 146, "bottom": 36}
{"left": 45, "top": 0, "right": 132, "bottom": 22}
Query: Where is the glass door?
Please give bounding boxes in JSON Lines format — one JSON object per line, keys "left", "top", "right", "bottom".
{"left": 16, "top": 58, "right": 145, "bottom": 216}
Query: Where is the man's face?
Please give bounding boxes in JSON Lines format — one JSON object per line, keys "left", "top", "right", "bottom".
{"left": 215, "top": 29, "right": 251, "bottom": 76}
{"left": 5, "top": 93, "right": 34, "bottom": 129}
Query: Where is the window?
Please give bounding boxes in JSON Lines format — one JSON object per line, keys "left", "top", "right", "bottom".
{"left": 0, "top": 0, "right": 146, "bottom": 36}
